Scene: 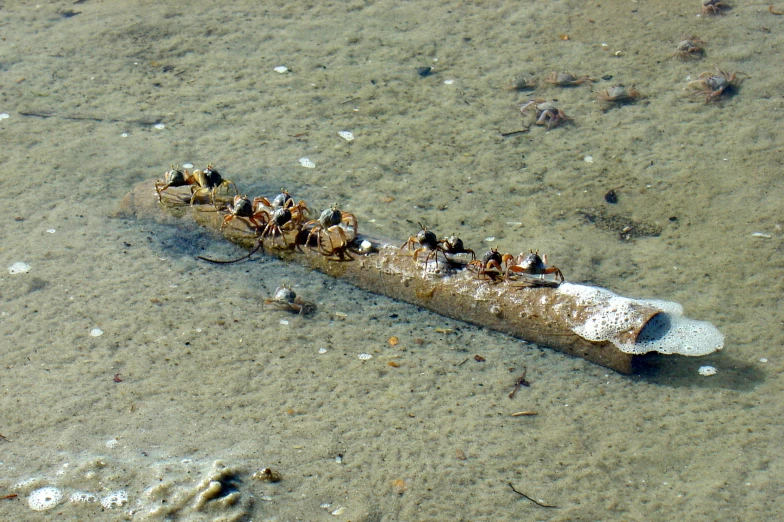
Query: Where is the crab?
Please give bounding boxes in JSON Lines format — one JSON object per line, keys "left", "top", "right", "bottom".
{"left": 263, "top": 285, "right": 315, "bottom": 315}
{"left": 701, "top": 0, "right": 728, "bottom": 15}
{"left": 154, "top": 164, "right": 238, "bottom": 205}
{"left": 253, "top": 189, "right": 310, "bottom": 226}
{"left": 687, "top": 67, "right": 742, "bottom": 102}
{"left": 596, "top": 85, "right": 643, "bottom": 108}
{"left": 519, "top": 99, "right": 569, "bottom": 129}
{"left": 544, "top": 72, "right": 594, "bottom": 86}
{"left": 468, "top": 248, "right": 506, "bottom": 280}
{"left": 258, "top": 207, "right": 298, "bottom": 247}
{"left": 671, "top": 36, "right": 707, "bottom": 61}
{"left": 188, "top": 164, "right": 238, "bottom": 205}
{"left": 438, "top": 234, "right": 476, "bottom": 261}
{"left": 400, "top": 223, "right": 448, "bottom": 265}
{"left": 504, "top": 250, "right": 564, "bottom": 284}
{"left": 503, "top": 76, "right": 537, "bottom": 91}
{"left": 220, "top": 195, "right": 269, "bottom": 232}
{"left": 303, "top": 205, "right": 358, "bottom": 258}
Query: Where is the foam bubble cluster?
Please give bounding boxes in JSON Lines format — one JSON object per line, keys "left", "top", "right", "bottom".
{"left": 101, "top": 490, "right": 128, "bottom": 509}
{"left": 558, "top": 283, "right": 723, "bottom": 356}
{"left": 28, "top": 486, "right": 64, "bottom": 511}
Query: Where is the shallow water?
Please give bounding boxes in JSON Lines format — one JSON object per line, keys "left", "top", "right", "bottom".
{"left": 1, "top": 0, "right": 782, "bottom": 520}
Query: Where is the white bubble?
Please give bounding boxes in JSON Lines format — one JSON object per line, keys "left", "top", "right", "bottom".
{"left": 8, "top": 262, "right": 31, "bottom": 274}
{"left": 69, "top": 491, "right": 97, "bottom": 504}
{"left": 299, "top": 157, "right": 316, "bottom": 169}
{"left": 101, "top": 490, "right": 128, "bottom": 509}
{"left": 28, "top": 486, "right": 64, "bottom": 511}
{"left": 121, "top": 133, "right": 128, "bottom": 138}
{"left": 274, "top": 66, "right": 288, "bottom": 73}
{"left": 182, "top": 162, "right": 194, "bottom": 169}
{"left": 338, "top": 130, "right": 354, "bottom": 141}
{"left": 90, "top": 328, "right": 104, "bottom": 337}
{"left": 698, "top": 365, "right": 717, "bottom": 376}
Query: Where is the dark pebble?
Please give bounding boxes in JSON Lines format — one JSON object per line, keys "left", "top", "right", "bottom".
{"left": 604, "top": 189, "right": 618, "bottom": 204}
{"left": 416, "top": 66, "right": 433, "bottom": 77}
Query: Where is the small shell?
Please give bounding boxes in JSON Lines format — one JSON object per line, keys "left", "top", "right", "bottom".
{"left": 8, "top": 262, "right": 31, "bottom": 274}
{"left": 698, "top": 365, "right": 717, "bottom": 376}
{"left": 337, "top": 130, "right": 354, "bottom": 141}
{"left": 358, "top": 353, "right": 373, "bottom": 360}
{"left": 299, "top": 157, "right": 316, "bottom": 169}
{"left": 274, "top": 66, "right": 288, "bottom": 73}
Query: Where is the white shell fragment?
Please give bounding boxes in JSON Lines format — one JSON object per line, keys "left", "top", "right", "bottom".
{"left": 318, "top": 347, "right": 328, "bottom": 354}
{"left": 90, "top": 328, "right": 104, "bottom": 337}
{"left": 584, "top": 155, "right": 594, "bottom": 163}
{"left": 28, "top": 486, "right": 64, "bottom": 511}
{"left": 153, "top": 123, "right": 165, "bottom": 129}
{"left": 182, "top": 162, "right": 194, "bottom": 169}
{"left": 358, "top": 353, "right": 373, "bottom": 360}
{"left": 106, "top": 438, "right": 120, "bottom": 448}
{"left": 299, "top": 157, "right": 316, "bottom": 169}
{"left": 698, "top": 365, "right": 717, "bottom": 376}
{"left": 274, "top": 66, "right": 288, "bottom": 73}
{"left": 8, "top": 262, "right": 31, "bottom": 274}
{"left": 0, "top": 113, "right": 9, "bottom": 119}
{"left": 338, "top": 130, "right": 355, "bottom": 141}
{"left": 358, "top": 240, "right": 373, "bottom": 253}
{"left": 751, "top": 232, "right": 772, "bottom": 238}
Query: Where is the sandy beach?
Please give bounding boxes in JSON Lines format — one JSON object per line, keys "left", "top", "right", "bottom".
{"left": 0, "top": 0, "right": 782, "bottom": 519}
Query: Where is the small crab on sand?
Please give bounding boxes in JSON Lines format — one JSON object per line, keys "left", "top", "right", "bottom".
{"left": 503, "top": 76, "right": 537, "bottom": 91}
{"left": 596, "top": 85, "right": 643, "bottom": 109}
{"left": 544, "top": 72, "right": 594, "bottom": 86}
{"left": 519, "top": 99, "right": 569, "bottom": 129}
{"left": 671, "top": 36, "right": 707, "bottom": 61}
{"left": 687, "top": 67, "right": 743, "bottom": 102}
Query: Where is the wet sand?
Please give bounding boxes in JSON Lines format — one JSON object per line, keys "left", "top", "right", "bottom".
{"left": 0, "top": 0, "right": 782, "bottom": 520}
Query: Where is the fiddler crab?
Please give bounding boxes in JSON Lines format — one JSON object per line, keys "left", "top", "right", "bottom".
{"left": 469, "top": 248, "right": 564, "bottom": 285}
{"left": 253, "top": 189, "right": 310, "bottom": 226}
{"left": 503, "top": 76, "right": 537, "bottom": 91}
{"left": 671, "top": 36, "right": 706, "bottom": 61}
{"left": 687, "top": 67, "right": 742, "bottom": 102}
{"left": 220, "top": 195, "right": 269, "bottom": 232}
{"left": 519, "top": 99, "right": 569, "bottom": 129}
{"left": 469, "top": 248, "right": 505, "bottom": 280}
{"left": 439, "top": 234, "right": 475, "bottom": 261}
{"left": 263, "top": 284, "right": 316, "bottom": 315}
{"left": 596, "top": 85, "right": 643, "bottom": 108}
{"left": 504, "top": 250, "right": 564, "bottom": 285}
{"left": 302, "top": 204, "right": 358, "bottom": 259}
{"left": 400, "top": 223, "right": 448, "bottom": 266}
{"left": 701, "top": 0, "right": 728, "bottom": 15}
{"left": 544, "top": 72, "right": 594, "bottom": 87}
{"left": 155, "top": 164, "right": 238, "bottom": 205}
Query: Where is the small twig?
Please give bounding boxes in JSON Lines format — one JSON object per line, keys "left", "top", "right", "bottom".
{"left": 457, "top": 357, "right": 469, "bottom": 367}
{"left": 511, "top": 411, "right": 538, "bottom": 417}
{"left": 508, "top": 366, "right": 530, "bottom": 399}
{"left": 340, "top": 97, "right": 361, "bottom": 104}
{"left": 500, "top": 128, "right": 529, "bottom": 137}
{"left": 508, "top": 482, "right": 557, "bottom": 508}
